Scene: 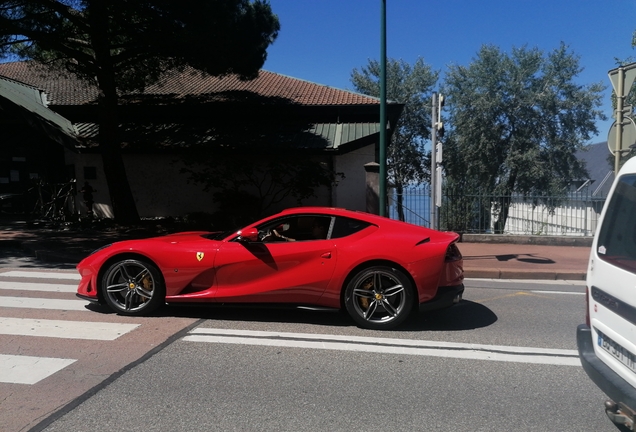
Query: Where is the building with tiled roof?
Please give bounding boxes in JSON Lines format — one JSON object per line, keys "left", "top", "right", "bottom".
{"left": 0, "top": 61, "right": 402, "bottom": 219}
{"left": 0, "top": 61, "right": 383, "bottom": 107}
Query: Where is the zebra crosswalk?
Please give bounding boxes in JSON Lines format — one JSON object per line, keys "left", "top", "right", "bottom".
{"left": 0, "top": 353, "right": 77, "bottom": 385}
{"left": 0, "top": 269, "right": 139, "bottom": 385}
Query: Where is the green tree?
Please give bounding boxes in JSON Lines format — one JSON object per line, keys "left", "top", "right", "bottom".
{"left": 184, "top": 154, "right": 342, "bottom": 229}
{"left": 442, "top": 44, "right": 606, "bottom": 233}
{"left": 0, "top": 0, "right": 279, "bottom": 224}
{"left": 350, "top": 58, "right": 438, "bottom": 221}
{"left": 179, "top": 104, "right": 343, "bottom": 228}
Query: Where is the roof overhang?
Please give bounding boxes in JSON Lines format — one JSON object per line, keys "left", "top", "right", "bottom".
{"left": 308, "top": 122, "right": 382, "bottom": 152}
{"left": 0, "top": 77, "right": 79, "bottom": 150}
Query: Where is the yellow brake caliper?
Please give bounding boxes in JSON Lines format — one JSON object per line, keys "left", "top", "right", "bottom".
{"left": 359, "top": 277, "right": 374, "bottom": 310}
{"left": 140, "top": 275, "right": 153, "bottom": 303}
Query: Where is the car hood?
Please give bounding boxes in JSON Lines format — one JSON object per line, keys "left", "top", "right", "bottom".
{"left": 81, "top": 231, "right": 222, "bottom": 263}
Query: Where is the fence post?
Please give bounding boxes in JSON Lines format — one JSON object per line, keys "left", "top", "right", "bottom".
{"left": 364, "top": 162, "right": 380, "bottom": 215}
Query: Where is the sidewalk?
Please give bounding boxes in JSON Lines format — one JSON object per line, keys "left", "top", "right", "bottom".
{"left": 0, "top": 219, "right": 591, "bottom": 280}
{"left": 458, "top": 242, "right": 589, "bottom": 280}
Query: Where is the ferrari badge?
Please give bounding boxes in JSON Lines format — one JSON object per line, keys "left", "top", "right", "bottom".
{"left": 196, "top": 252, "right": 204, "bottom": 261}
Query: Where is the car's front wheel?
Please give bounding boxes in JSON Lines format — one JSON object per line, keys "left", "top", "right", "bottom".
{"left": 344, "top": 266, "right": 414, "bottom": 330}
{"left": 102, "top": 258, "right": 165, "bottom": 316}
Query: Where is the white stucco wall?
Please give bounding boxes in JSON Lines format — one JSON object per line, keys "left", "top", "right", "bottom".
{"left": 65, "top": 147, "right": 373, "bottom": 219}
{"left": 65, "top": 151, "right": 215, "bottom": 218}
{"left": 124, "top": 154, "right": 216, "bottom": 217}
{"left": 332, "top": 143, "right": 375, "bottom": 212}
{"left": 64, "top": 151, "right": 113, "bottom": 218}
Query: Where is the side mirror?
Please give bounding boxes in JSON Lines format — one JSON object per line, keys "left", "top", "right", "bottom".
{"left": 236, "top": 227, "right": 259, "bottom": 242}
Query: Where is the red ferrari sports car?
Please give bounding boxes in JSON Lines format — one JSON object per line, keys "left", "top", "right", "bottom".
{"left": 76, "top": 207, "right": 464, "bottom": 329}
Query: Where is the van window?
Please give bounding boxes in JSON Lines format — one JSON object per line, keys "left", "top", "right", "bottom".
{"left": 597, "top": 174, "right": 636, "bottom": 273}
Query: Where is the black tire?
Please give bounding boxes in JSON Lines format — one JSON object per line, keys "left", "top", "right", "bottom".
{"left": 101, "top": 258, "right": 165, "bottom": 316}
{"left": 344, "top": 265, "right": 414, "bottom": 330}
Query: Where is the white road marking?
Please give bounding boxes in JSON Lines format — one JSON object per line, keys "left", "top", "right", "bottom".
{"left": 0, "top": 354, "right": 76, "bottom": 384}
{"left": 531, "top": 290, "right": 585, "bottom": 295}
{"left": 0, "top": 281, "right": 76, "bottom": 293}
{"left": 184, "top": 328, "right": 581, "bottom": 367}
{"left": 0, "top": 317, "right": 138, "bottom": 340}
{"left": 0, "top": 296, "right": 88, "bottom": 311}
{"left": 0, "top": 270, "right": 80, "bottom": 281}
{"left": 465, "top": 278, "right": 586, "bottom": 286}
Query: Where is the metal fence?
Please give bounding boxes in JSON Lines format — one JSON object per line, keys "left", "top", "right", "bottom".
{"left": 388, "top": 185, "right": 606, "bottom": 236}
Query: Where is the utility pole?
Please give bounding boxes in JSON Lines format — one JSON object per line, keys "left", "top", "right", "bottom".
{"left": 430, "top": 92, "right": 444, "bottom": 230}
{"left": 430, "top": 93, "right": 437, "bottom": 229}
{"left": 616, "top": 68, "right": 625, "bottom": 175}
{"left": 379, "top": 0, "right": 387, "bottom": 216}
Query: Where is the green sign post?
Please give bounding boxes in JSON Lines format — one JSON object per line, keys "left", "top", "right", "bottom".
{"left": 608, "top": 63, "right": 636, "bottom": 173}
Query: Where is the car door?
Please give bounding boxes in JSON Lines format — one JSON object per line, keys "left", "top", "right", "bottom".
{"left": 213, "top": 215, "right": 338, "bottom": 303}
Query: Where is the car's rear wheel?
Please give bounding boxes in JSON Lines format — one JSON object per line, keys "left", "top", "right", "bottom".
{"left": 344, "top": 266, "right": 414, "bottom": 330}
{"left": 102, "top": 258, "right": 165, "bottom": 316}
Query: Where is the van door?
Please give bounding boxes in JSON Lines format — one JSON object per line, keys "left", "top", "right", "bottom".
{"left": 589, "top": 173, "right": 636, "bottom": 389}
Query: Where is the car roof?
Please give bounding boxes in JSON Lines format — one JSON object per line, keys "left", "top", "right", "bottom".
{"left": 277, "top": 206, "right": 438, "bottom": 232}
{"left": 262, "top": 207, "right": 459, "bottom": 242}
{"left": 278, "top": 206, "right": 383, "bottom": 222}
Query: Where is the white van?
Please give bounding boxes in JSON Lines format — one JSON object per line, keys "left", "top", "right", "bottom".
{"left": 578, "top": 156, "right": 636, "bottom": 430}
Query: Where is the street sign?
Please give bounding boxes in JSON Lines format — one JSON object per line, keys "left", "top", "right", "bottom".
{"left": 607, "top": 117, "right": 636, "bottom": 154}
{"left": 609, "top": 63, "right": 636, "bottom": 98}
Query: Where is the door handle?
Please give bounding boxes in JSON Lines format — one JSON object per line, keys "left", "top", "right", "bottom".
{"left": 321, "top": 252, "right": 332, "bottom": 259}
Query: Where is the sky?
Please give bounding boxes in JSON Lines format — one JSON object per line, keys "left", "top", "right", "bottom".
{"left": 264, "top": 0, "right": 636, "bottom": 146}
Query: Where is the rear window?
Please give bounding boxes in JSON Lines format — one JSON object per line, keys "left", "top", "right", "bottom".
{"left": 330, "top": 216, "right": 371, "bottom": 239}
{"left": 597, "top": 174, "right": 636, "bottom": 273}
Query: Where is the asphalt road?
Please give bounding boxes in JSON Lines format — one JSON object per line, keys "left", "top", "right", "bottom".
{"left": 2, "top": 273, "right": 621, "bottom": 432}
{"left": 0, "top": 268, "right": 198, "bottom": 432}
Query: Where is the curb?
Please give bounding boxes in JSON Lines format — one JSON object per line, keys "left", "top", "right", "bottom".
{"left": 464, "top": 269, "right": 586, "bottom": 281}
{"left": 461, "top": 234, "right": 593, "bottom": 247}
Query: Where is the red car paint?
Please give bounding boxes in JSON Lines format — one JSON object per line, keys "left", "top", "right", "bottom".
{"left": 76, "top": 207, "right": 464, "bottom": 328}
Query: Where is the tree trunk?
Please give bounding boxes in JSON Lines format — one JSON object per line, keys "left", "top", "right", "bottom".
{"left": 396, "top": 183, "right": 405, "bottom": 222}
{"left": 493, "top": 195, "right": 511, "bottom": 234}
{"left": 493, "top": 171, "right": 517, "bottom": 234}
{"left": 98, "top": 92, "right": 140, "bottom": 225}
{"left": 88, "top": 0, "right": 140, "bottom": 225}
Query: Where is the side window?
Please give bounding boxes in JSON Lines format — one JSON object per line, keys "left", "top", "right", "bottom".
{"left": 259, "top": 215, "right": 333, "bottom": 242}
{"left": 597, "top": 174, "right": 636, "bottom": 273}
{"left": 331, "top": 216, "right": 371, "bottom": 239}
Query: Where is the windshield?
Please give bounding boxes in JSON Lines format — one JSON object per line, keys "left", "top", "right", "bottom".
{"left": 203, "top": 230, "right": 235, "bottom": 241}
{"left": 597, "top": 174, "right": 636, "bottom": 273}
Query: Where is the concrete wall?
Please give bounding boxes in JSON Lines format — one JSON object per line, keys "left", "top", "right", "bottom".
{"left": 66, "top": 149, "right": 367, "bottom": 219}
{"left": 332, "top": 144, "right": 375, "bottom": 212}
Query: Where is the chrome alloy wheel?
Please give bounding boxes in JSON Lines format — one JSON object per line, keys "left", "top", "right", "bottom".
{"left": 102, "top": 259, "right": 163, "bottom": 315}
{"left": 345, "top": 266, "right": 414, "bottom": 329}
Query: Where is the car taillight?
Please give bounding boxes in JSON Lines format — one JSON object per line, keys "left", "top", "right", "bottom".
{"left": 445, "top": 243, "right": 462, "bottom": 262}
{"left": 585, "top": 286, "right": 590, "bottom": 327}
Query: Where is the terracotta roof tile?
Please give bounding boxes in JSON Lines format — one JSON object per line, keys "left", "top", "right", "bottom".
{"left": 0, "top": 61, "right": 379, "bottom": 107}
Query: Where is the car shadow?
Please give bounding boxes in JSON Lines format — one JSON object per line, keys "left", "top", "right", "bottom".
{"left": 400, "top": 300, "right": 498, "bottom": 331}
{"left": 464, "top": 253, "right": 555, "bottom": 265}
{"left": 164, "top": 303, "right": 354, "bottom": 327}
{"left": 85, "top": 299, "right": 497, "bottom": 332}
